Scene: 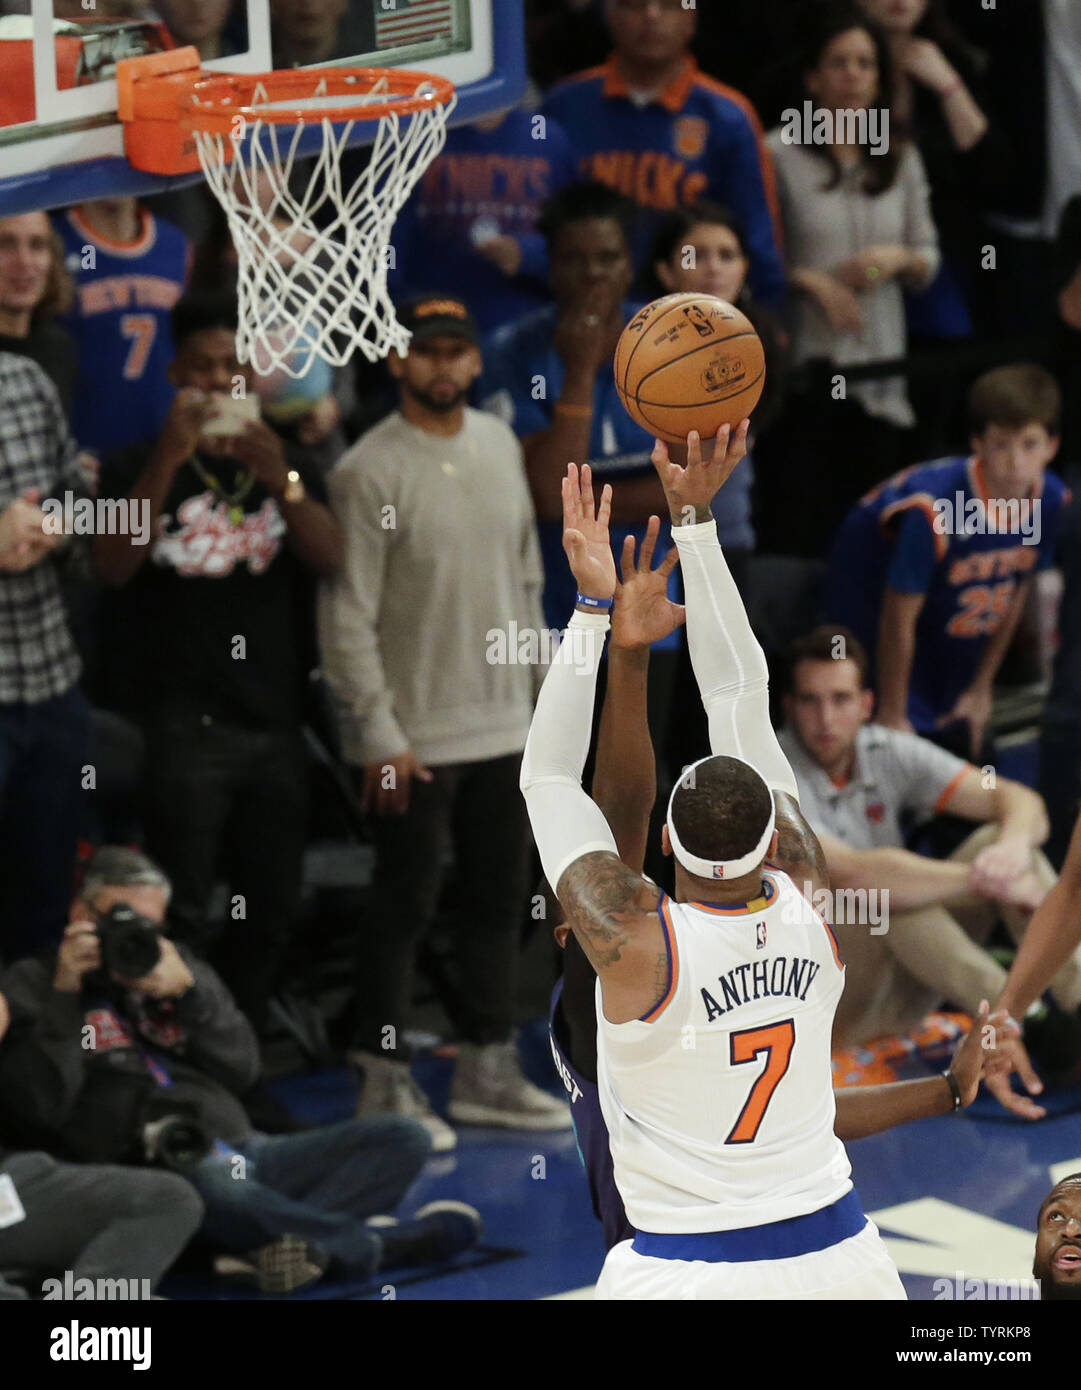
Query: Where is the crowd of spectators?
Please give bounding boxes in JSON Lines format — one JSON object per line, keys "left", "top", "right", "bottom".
{"left": 1, "top": 0, "right": 1081, "bottom": 1297}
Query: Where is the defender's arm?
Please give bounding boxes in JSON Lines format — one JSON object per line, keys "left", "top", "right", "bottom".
{"left": 520, "top": 467, "right": 667, "bottom": 1024}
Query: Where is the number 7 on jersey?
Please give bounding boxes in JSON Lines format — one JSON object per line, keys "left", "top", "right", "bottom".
{"left": 725, "top": 1020, "right": 796, "bottom": 1144}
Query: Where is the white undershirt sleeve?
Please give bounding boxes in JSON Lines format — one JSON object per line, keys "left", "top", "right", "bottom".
{"left": 519, "top": 610, "right": 620, "bottom": 889}
{"left": 672, "top": 518, "right": 799, "bottom": 799}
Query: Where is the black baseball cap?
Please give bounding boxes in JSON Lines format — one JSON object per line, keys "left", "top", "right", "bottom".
{"left": 399, "top": 295, "right": 480, "bottom": 346}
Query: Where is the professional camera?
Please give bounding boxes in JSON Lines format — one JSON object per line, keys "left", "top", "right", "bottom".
{"left": 97, "top": 903, "right": 162, "bottom": 979}
{"left": 139, "top": 1095, "right": 212, "bottom": 1173}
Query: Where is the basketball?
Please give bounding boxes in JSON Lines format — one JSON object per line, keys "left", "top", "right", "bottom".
{"left": 613, "top": 293, "right": 765, "bottom": 444}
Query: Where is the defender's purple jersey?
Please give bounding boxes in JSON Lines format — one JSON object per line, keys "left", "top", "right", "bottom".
{"left": 549, "top": 978, "right": 632, "bottom": 1251}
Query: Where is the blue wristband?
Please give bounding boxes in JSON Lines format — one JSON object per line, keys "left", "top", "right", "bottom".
{"left": 575, "top": 592, "right": 614, "bottom": 612}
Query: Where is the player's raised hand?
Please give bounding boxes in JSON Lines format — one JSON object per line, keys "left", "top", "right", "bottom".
{"left": 611, "top": 516, "right": 685, "bottom": 650}
{"left": 562, "top": 463, "right": 616, "bottom": 602}
{"left": 651, "top": 421, "right": 750, "bottom": 526}
{"left": 947, "top": 1000, "right": 1021, "bottom": 1107}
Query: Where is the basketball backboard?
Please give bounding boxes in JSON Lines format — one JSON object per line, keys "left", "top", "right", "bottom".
{"left": 0, "top": 0, "right": 525, "bottom": 214}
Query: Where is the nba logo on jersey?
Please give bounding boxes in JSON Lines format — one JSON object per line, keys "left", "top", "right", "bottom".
{"left": 756, "top": 922, "right": 767, "bottom": 950}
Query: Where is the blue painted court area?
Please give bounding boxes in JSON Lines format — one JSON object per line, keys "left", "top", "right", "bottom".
{"left": 166, "top": 1019, "right": 1081, "bottom": 1301}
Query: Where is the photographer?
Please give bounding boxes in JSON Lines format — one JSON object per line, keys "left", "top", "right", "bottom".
{"left": 0, "top": 984, "right": 204, "bottom": 1300}
{"left": 0, "top": 848, "right": 482, "bottom": 1295}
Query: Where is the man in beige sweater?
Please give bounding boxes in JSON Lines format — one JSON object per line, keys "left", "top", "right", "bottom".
{"left": 318, "top": 296, "right": 570, "bottom": 1150}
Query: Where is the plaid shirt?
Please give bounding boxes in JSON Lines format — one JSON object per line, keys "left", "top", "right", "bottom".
{"left": 0, "top": 353, "right": 85, "bottom": 704}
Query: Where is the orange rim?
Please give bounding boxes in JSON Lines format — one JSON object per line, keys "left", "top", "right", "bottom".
{"left": 118, "top": 49, "right": 455, "bottom": 177}
{"left": 187, "top": 66, "right": 456, "bottom": 130}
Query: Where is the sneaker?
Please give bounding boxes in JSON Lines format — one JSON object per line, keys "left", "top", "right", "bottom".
{"left": 215, "top": 1235, "right": 330, "bottom": 1294}
{"left": 349, "top": 1049, "right": 458, "bottom": 1152}
{"left": 377, "top": 1201, "right": 483, "bottom": 1271}
{"left": 448, "top": 1039, "right": 573, "bottom": 1130}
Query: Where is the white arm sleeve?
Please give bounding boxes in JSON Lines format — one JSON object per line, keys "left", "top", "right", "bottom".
{"left": 672, "top": 518, "right": 799, "bottom": 799}
{"left": 519, "top": 610, "right": 620, "bottom": 890}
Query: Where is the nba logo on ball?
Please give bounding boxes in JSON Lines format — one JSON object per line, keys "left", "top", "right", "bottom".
{"left": 613, "top": 292, "right": 765, "bottom": 444}
{"left": 682, "top": 304, "right": 716, "bottom": 338}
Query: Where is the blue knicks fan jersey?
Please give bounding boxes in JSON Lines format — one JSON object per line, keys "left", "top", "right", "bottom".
{"left": 543, "top": 57, "right": 784, "bottom": 307}
{"left": 56, "top": 207, "right": 189, "bottom": 453}
{"left": 480, "top": 303, "right": 680, "bottom": 647}
{"left": 392, "top": 109, "right": 578, "bottom": 332}
{"left": 826, "top": 456, "right": 1070, "bottom": 730}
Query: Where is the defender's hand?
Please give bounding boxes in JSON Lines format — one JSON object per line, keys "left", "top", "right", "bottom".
{"left": 652, "top": 422, "right": 750, "bottom": 526}
{"left": 982, "top": 1030, "right": 1047, "bottom": 1121}
{"left": 611, "top": 515, "right": 685, "bottom": 649}
{"left": 562, "top": 463, "right": 616, "bottom": 602}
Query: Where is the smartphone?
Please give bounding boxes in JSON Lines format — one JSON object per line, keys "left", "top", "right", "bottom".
{"left": 200, "top": 392, "right": 261, "bottom": 438}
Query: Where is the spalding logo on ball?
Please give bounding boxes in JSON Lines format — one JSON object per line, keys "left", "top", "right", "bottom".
{"left": 614, "top": 292, "right": 765, "bottom": 443}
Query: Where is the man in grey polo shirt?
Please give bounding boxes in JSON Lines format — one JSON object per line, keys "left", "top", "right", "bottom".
{"left": 779, "top": 627, "right": 1081, "bottom": 1051}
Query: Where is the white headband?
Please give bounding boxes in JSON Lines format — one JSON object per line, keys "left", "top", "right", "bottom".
{"left": 666, "top": 756, "right": 776, "bottom": 880}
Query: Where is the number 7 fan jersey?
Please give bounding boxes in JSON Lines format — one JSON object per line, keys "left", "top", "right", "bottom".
{"left": 596, "top": 868, "right": 851, "bottom": 1235}
{"left": 55, "top": 207, "right": 190, "bottom": 454}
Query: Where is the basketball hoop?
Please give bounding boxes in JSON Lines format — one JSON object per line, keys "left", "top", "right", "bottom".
{"left": 117, "top": 48, "right": 456, "bottom": 374}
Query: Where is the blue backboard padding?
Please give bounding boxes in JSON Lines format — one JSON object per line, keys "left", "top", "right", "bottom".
{"left": 0, "top": 0, "right": 527, "bottom": 216}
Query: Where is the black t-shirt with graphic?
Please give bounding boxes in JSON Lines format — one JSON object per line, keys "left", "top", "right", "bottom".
{"left": 98, "top": 444, "right": 326, "bottom": 730}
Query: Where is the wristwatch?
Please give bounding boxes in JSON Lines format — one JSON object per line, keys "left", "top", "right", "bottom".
{"left": 282, "top": 469, "right": 305, "bottom": 503}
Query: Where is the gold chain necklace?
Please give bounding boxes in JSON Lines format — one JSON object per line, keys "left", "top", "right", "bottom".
{"left": 189, "top": 452, "right": 255, "bottom": 527}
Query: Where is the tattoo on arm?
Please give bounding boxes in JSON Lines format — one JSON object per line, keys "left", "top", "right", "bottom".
{"left": 556, "top": 851, "right": 657, "bottom": 973}
{"left": 773, "top": 792, "right": 830, "bottom": 895}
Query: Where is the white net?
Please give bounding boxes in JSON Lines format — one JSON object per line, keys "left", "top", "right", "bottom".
{"left": 193, "top": 75, "right": 455, "bottom": 377}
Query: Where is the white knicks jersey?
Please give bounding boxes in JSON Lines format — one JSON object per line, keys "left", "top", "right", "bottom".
{"left": 596, "top": 868, "right": 852, "bottom": 1235}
